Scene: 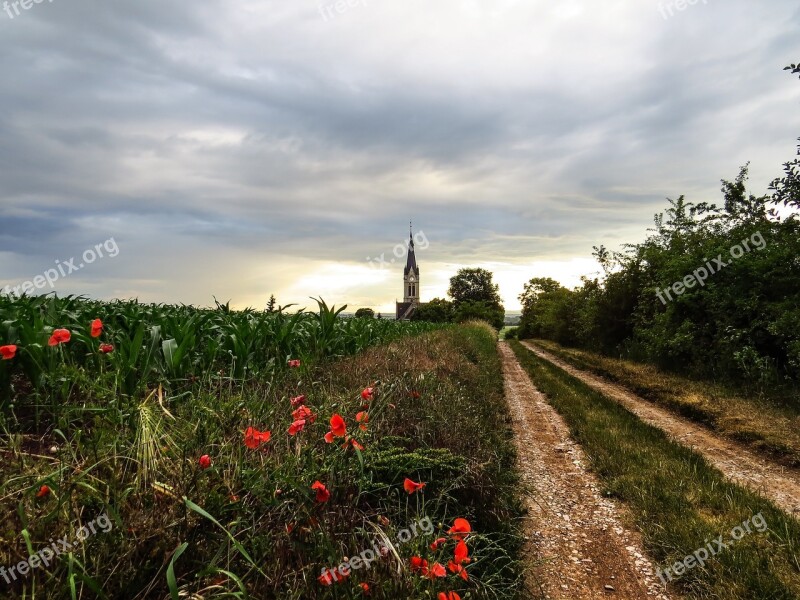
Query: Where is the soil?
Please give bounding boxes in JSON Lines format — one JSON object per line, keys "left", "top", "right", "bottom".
{"left": 500, "top": 342, "right": 669, "bottom": 600}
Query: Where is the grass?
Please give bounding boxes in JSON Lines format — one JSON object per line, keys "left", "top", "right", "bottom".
{"left": 510, "top": 340, "right": 800, "bottom": 600}
{"left": 0, "top": 321, "right": 523, "bottom": 599}
{"left": 529, "top": 339, "right": 800, "bottom": 467}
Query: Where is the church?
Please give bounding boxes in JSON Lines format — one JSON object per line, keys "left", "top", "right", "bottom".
{"left": 395, "top": 226, "right": 422, "bottom": 320}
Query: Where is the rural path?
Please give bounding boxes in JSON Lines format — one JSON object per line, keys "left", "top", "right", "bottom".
{"left": 499, "top": 342, "right": 669, "bottom": 600}
{"left": 521, "top": 341, "right": 800, "bottom": 518}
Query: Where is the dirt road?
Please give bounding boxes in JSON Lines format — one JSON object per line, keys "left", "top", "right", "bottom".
{"left": 500, "top": 342, "right": 669, "bottom": 599}
{"left": 521, "top": 341, "right": 800, "bottom": 518}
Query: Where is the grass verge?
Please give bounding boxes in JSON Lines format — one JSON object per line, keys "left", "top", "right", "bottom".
{"left": 530, "top": 339, "right": 800, "bottom": 467}
{"left": 0, "top": 323, "right": 523, "bottom": 599}
{"left": 510, "top": 340, "right": 800, "bottom": 600}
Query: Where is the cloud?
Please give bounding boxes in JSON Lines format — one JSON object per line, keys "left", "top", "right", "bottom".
{"left": 0, "top": 0, "right": 798, "bottom": 310}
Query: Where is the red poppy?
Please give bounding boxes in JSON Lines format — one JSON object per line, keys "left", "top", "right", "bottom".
{"left": 325, "top": 413, "right": 346, "bottom": 441}
{"left": 409, "top": 390, "right": 421, "bottom": 399}
{"left": 342, "top": 437, "right": 364, "bottom": 451}
{"left": 311, "top": 480, "right": 330, "bottom": 502}
{"left": 290, "top": 395, "right": 306, "bottom": 408}
{"left": 90, "top": 318, "right": 103, "bottom": 338}
{"left": 288, "top": 359, "right": 301, "bottom": 368}
{"left": 409, "top": 556, "right": 428, "bottom": 576}
{"left": 359, "top": 582, "right": 370, "bottom": 594}
{"left": 48, "top": 329, "right": 71, "bottom": 346}
{"left": 356, "top": 411, "right": 369, "bottom": 431}
{"left": 403, "top": 478, "right": 426, "bottom": 494}
{"left": 438, "top": 593, "right": 461, "bottom": 600}
{"left": 448, "top": 518, "right": 472, "bottom": 539}
{"left": 430, "top": 537, "right": 447, "bottom": 550}
{"left": 453, "top": 539, "right": 470, "bottom": 565}
{"left": 292, "top": 405, "right": 316, "bottom": 423}
{"left": 288, "top": 419, "right": 306, "bottom": 435}
{"left": 448, "top": 561, "right": 470, "bottom": 581}
{"left": 199, "top": 454, "right": 212, "bottom": 469}
{"left": 36, "top": 485, "right": 50, "bottom": 498}
{"left": 244, "top": 427, "right": 271, "bottom": 449}
{"left": 361, "top": 387, "right": 374, "bottom": 401}
{"left": 428, "top": 562, "right": 447, "bottom": 578}
{"left": 0, "top": 345, "right": 17, "bottom": 360}
{"left": 99, "top": 343, "right": 115, "bottom": 354}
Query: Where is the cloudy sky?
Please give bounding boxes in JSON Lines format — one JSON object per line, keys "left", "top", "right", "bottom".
{"left": 1, "top": 0, "right": 798, "bottom": 312}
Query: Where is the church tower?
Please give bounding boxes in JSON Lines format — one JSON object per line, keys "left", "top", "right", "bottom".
{"left": 403, "top": 225, "right": 420, "bottom": 303}
{"left": 396, "top": 223, "right": 420, "bottom": 320}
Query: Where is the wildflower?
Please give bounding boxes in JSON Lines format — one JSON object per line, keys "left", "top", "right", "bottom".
{"left": 199, "top": 455, "right": 212, "bottom": 469}
{"left": 288, "top": 419, "right": 307, "bottom": 436}
{"left": 409, "top": 556, "right": 428, "bottom": 576}
{"left": 448, "top": 561, "right": 469, "bottom": 581}
{"left": 90, "top": 318, "right": 103, "bottom": 338}
{"left": 36, "top": 485, "right": 50, "bottom": 498}
{"left": 361, "top": 387, "right": 374, "bottom": 401}
{"left": 48, "top": 329, "right": 71, "bottom": 346}
{"left": 292, "top": 405, "right": 316, "bottom": 423}
{"left": 288, "top": 359, "right": 301, "bottom": 368}
{"left": 438, "top": 593, "right": 461, "bottom": 600}
{"left": 244, "top": 427, "right": 271, "bottom": 449}
{"left": 311, "top": 481, "right": 330, "bottom": 503}
{"left": 448, "top": 518, "right": 472, "bottom": 539}
{"left": 99, "top": 343, "right": 115, "bottom": 354}
{"left": 290, "top": 395, "right": 306, "bottom": 408}
{"left": 0, "top": 345, "right": 17, "bottom": 360}
{"left": 428, "top": 562, "right": 447, "bottom": 578}
{"left": 403, "top": 478, "right": 425, "bottom": 494}
{"left": 453, "top": 539, "right": 470, "bottom": 565}
{"left": 324, "top": 414, "right": 346, "bottom": 442}
{"left": 409, "top": 390, "right": 421, "bottom": 399}
{"left": 359, "top": 582, "right": 370, "bottom": 594}
{"left": 356, "top": 411, "right": 369, "bottom": 431}
{"left": 342, "top": 437, "right": 364, "bottom": 451}
{"left": 430, "top": 537, "right": 447, "bottom": 550}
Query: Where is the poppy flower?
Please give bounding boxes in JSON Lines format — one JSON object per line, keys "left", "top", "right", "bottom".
{"left": 90, "top": 318, "right": 103, "bottom": 338}
{"left": 448, "top": 518, "right": 472, "bottom": 539}
{"left": 48, "top": 329, "right": 71, "bottom": 346}
{"left": 199, "top": 454, "right": 212, "bottom": 469}
{"left": 409, "top": 556, "right": 428, "bottom": 576}
{"left": 0, "top": 345, "right": 17, "bottom": 360}
{"left": 311, "top": 481, "right": 330, "bottom": 503}
{"left": 99, "top": 343, "right": 115, "bottom": 354}
{"left": 290, "top": 395, "right": 306, "bottom": 408}
{"left": 244, "top": 427, "right": 271, "bottom": 449}
{"left": 403, "top": 478, "right": 426, "bottom": 494}
{"left": 288, "top": 359, "right": 301, "bottom": 368}
{"left": 430, "top": 537, "right": 447, "bottom": 550}
{"left": 325, "top": 414, "right": 346, "bottom": 442}
{"left": 342, "top": 437, "right": 364, "bottom": 451}
{"left": 448, "top": 561, "right": 470, "bottom": 581}
{"left": 438, "top": 593, "right": 461, "bottom": 600}
{"left": 361, "top": 387, "right": 374, "bottom": 401}
{"left": 292, "top": 405, "right": 316, "bottom": 423}
{"left": 36, "top": 485, "right": 50, "bottom": 498}
{"left": 356, "top": 411, "right": 369, "bottom": 431}
{"left": 428, "top": 562, "right": 447, "bottom": 578}
{"left": 359, "top": 582, "right": 370, "bottom": 594}
{"left": 453, "top": 539, "right": 470, "bottom": 565}
{"left": 288, "top": 419, "right": 307, "bottom": 435}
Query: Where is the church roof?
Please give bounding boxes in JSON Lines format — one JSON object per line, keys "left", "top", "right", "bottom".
{"left": 404, "top": 230, "right": 419, "bottom": 276}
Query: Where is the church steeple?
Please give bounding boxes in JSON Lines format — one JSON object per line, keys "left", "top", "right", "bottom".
{"left": 403, "top": 222, "right": 420, "bottom": 303}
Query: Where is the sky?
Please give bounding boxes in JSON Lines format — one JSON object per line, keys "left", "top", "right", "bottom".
{"left": 0, "top": 1, "right": 798, "bottom": 313}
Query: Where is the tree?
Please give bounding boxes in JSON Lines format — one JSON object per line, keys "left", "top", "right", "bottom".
{"left": 411, "top": 297, "right": 453, "bottom": 323}
{"left": 354, "top": 308, "right": 375, "bottom": 319}
{"left": 452, "top": 300, "right": 505, "bottom": 330}
{"left": 448, "top": 268, "right": 503, "bottom": 307}
{"left": 770, "top": 63, "right": 800, "bottom": 209}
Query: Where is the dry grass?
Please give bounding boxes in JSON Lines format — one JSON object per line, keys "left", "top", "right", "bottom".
{"left": 532, "top": 340, "right": 800, "bottom": 467}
